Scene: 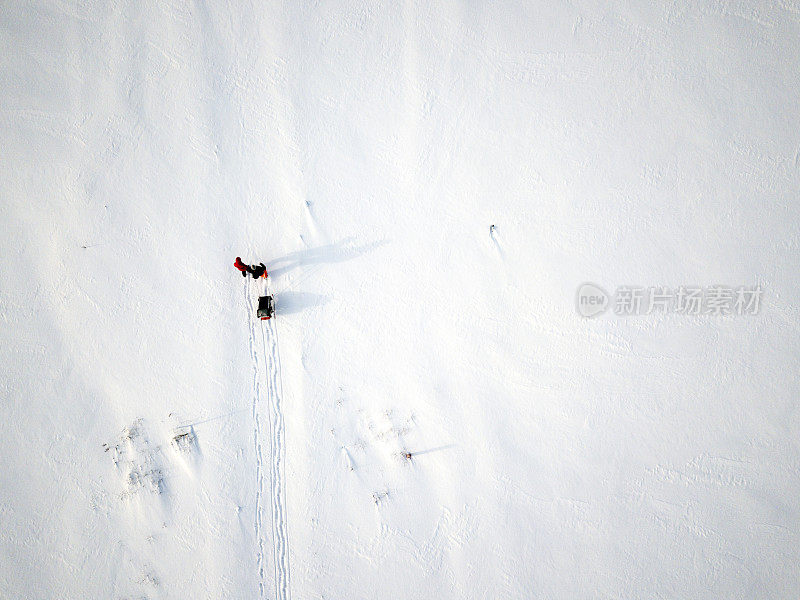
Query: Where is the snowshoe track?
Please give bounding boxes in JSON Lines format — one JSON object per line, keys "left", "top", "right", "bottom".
{"left": 246, "top": 284, "right": 268, "bottom": 599}
{"left": 247, "top": 280, "right": 291, "bottom": 600}
{"left": 261, "top": 316, "right": 291, "bottom": 600}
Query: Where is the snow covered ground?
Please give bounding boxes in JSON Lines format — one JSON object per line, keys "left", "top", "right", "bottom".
{"left": 2, "top": 1, "right": 800, "bottom": 598}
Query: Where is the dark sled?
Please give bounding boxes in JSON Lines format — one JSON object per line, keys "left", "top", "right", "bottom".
{"left": 257, "top": 295, "right": 274, "bottom": 320}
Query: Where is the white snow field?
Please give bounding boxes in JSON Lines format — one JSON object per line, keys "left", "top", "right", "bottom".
{"left": 2, "top": 1, "right": 800, "bottom": 598}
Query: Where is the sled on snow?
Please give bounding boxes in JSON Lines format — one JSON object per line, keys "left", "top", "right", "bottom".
{"left": 257, "top": 295, "right": 274, "bottom": 320}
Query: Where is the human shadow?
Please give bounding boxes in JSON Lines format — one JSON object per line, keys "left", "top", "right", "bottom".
{"left": 274, "top": 291, "right": 329, "bottom": 315}
{"left": 408, "top": 444, "right": 458, "bottom": 457}
{"left": 268, "top": 238, "right": 386, "bottom": 279}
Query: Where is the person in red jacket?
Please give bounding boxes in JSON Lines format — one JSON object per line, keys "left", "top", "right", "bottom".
{"left": 234, "top": 257, "right": 248, "bottom": 277}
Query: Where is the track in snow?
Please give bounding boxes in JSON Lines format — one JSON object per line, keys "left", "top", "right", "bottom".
{"left": 247, "top": 280, "right": 291, "bottom": 600}
{"left": 261, "top": 316, "right": 291, "bottom": 600}
{"left": 245, "top": 284, "right": 267, "bottom": 599}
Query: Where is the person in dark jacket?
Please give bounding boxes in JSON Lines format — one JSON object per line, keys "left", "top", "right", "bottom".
{"left": 234, "top": 257, "right": 248, "bottom": 277}
{"left": 248, "top": 263, "right": 268, "bottom": 279}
